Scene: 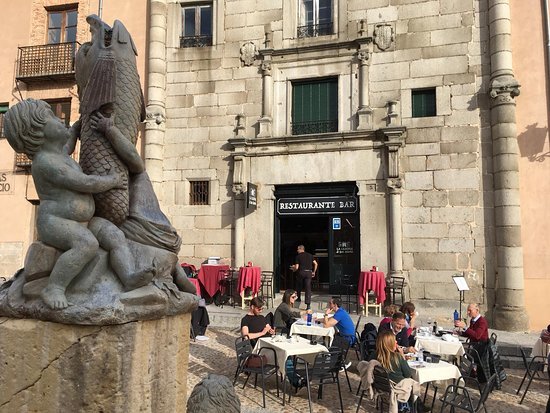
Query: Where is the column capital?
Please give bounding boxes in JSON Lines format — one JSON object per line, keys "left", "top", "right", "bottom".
{"left": 489, "top": 76, "right": 520, "bottom": 106}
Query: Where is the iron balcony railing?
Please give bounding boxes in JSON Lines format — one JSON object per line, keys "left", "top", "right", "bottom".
{"left": 297, "top": 22, "right": 333, "bottom": 38}
{"left": 291, "top": 120, "right": 338, "bottom": 135}
{"left": 16, "top": 42, "right": 79, "bottom": 83}
{"left": 180, "top": 35, "right": 213, "bottom": 48}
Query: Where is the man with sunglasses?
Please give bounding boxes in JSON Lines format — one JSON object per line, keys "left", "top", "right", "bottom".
{"left": 240, "top": 297, "right": 274, "bottom": 347}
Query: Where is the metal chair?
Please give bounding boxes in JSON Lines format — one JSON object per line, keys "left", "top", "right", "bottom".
{"left": 330, "top": 334, "right": 354, "bottom": 392}
{"left": 233, "top": 336, "right": 279, "bottom": 408}
{"left": 386, "top": 276, "right": 405, "bottom": 306}
{"left": 356, "top": 364, "right": 393, "bottom": 413}
{"left": 218, "top": 268, "right": 236, "bottom": 308}
{"left": 517, "top": 347, "right": 547, "bottom": 404}
{"left": 489, "top": 332, "right": 497, "bottom": 345}
{"left": 260, "top": 270, "right": 274, "bottom": 309}
{"left": 283, "top": 350, "right": 344, "bottom": 413}
{"left": 439, "top": 373, "right": 497, "bottom": 412}
{"left": 339, "top": 274, "right": 358, "bottom": 313}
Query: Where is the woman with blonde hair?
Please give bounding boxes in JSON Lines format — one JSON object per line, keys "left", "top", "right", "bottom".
{"left": 376, "top": 330, "right": 414, "bottom": 412}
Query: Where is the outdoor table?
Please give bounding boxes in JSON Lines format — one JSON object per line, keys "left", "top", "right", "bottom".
{"left": 254, "top": 336, "right": 328, "bottom": 378}
{"left": 408, "top": 360, "right": 462, "bottom": 385}
{"left": 531, "top": 338, "right": 550, "bottom": 358}
{"left": 237, "top": 266, "right": 261, "bottom": 308}
{"left": 188, "top": 278, "right": 201, "bottom": 297}
{"left": 414, "top": 334, "right": 465, "bottom": 358}
{"left": 290, "top": 319, "right": 335, "bottom": 346}
{"left": 197, "top": 264, "right": 230, "bottom": 298}
{"left": 408, "top": 359, "right": 463, "bottom": 411}
{"left": 357, "top": 270, "right": 386, "bottom": 316}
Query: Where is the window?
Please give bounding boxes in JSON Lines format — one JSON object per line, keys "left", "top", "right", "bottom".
{"left": 412, "top": 88, "right": 436, "bottom": 118}
{"left": 292, "top": 77, "right": 338, "bottom": 135}
{"left": 181, "top": 3, "right": 213, "bottom": 47}
{"left": 0, "top": 104, "right": 7, "bottom": 138}
{"left": 47, "top": 7, "right": 78, "bottom": 44}
{"left": 298, "top": 0, "right": 333, "bottom": 38}
{"left": 45, "top": 99, "right": 71, "bottom": 126}
{"left": 190, "top": 180, "right": 209, "bottom": 205}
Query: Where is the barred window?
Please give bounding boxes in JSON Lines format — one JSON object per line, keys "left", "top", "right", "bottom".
{"left": 190, "top": 180, "right": 209, "bottom": 205}
{"left": 180, "top": 3, "right": 213, "bottom": 48}
{"left": 297, "top": 0, "right": 333, "bottom": 38}
{"left": 292, "top": 77, "right": 338, "bottom": 135}
{"left": 45, "top": 99, "right": 71, "bottom": 126}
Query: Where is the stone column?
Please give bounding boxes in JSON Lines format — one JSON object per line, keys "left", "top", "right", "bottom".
{"left": 488, "top": 0, "right": 529, "bottom": 330}
{"left": 232, "top": 155, "right": 246, "bottom": 268}
{"left": 258, "top": 58, "right": 273, "bottom": 137}
{"left": 356, "top": 50, "right": 373, "bottom": 130}
{"left": 145, "top": 0, "right": 168, "bottom": 194}
{"left": 379, "top": 127, "right": 406, "bottom": 279}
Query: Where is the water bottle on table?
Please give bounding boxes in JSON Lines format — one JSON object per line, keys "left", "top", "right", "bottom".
{"left": 306, "top": 309, "right": 312, "bottom": 326}
{"left": 453, "top": 309, "right": 459, "bottom": 322}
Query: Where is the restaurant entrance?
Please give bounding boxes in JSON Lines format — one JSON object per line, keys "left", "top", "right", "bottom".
{"left": 274, "top": 183, "right": 360, "bottom": 295}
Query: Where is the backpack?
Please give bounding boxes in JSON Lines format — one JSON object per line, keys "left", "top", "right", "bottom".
{"left": 360, "top": 323, "right": 378, "bottom": 361}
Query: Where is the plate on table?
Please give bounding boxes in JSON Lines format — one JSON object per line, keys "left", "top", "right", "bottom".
{"left": 409, "top": 361, "right": 426, "bottom": 368}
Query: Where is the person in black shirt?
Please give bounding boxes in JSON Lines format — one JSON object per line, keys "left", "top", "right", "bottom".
{"left": 290, "top": 245, "right": 318, "bottom": 310}
{"left": 240, "top": 297, "right": 274, "bottom": 347}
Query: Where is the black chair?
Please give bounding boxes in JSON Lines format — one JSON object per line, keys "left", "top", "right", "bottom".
{"left": 339, "top": 274, "right": 358, "bottom": 313}
{"left": 283, "top": 350, "right": 344, "bottom": 413}
{"left": 260, "top": 271, "right": 274, "bottom": 309}
{"left": 356, "top": 364, "right": 393, "bottom": 413}
{"left": 233, "top": 336, "right": 279, "bottom": 408}
{"left": 517, "top": 347, "right": 547, "bottom": 404}
{"left": 218, "top": 268, "right": 237, "bottom": 308}
{"left": 439, "top": 373, "right": 497, "bottom": 412}
{"left": 386, "top": 276, "right": 405, "bottom": 306}
{"left": 489, "top": 332, "right": 497, "bottom": 346}
{"left": 458, "top": 352, "right": 484, "bottom": 394}
{"left": 331, "top": 334, "right": 354, "bottom": 391}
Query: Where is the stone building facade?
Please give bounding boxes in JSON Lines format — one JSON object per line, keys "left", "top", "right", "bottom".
{"left": 146, "top": 0, "right": 533, "bottom": 329}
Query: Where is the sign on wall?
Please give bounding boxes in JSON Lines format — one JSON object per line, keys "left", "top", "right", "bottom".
{"left": 247, "top": 182, "right": 257, "bottom": 210}
{"left": 277, "top": 196, "right": 358, "bottom": 215}
{"left": 0, "top": 172, "right": 14, "bottom": 195}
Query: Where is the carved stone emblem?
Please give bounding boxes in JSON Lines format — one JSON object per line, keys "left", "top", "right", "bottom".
{"left": 374, "top": 24, "right": 394, "bottom": 51}
{"left": 240, "top": 41, "right": 257, "bottom": 66}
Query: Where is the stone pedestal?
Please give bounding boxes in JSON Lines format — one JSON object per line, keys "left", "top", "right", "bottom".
{"left": 0, "top": 313, "right": 191, "bottom": 413}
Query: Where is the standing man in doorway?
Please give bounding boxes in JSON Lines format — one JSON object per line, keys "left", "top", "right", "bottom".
{"left": 291, "top": 245, "right": 318, "bottom": 310}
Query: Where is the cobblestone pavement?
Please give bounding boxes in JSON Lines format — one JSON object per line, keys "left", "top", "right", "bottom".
{"left": 187, "top": 328, "right": 549, "bottom": 413}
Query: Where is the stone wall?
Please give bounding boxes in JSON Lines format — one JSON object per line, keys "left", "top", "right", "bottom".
{"left": 0, "top": 314, "right": 191, "bottom": 413}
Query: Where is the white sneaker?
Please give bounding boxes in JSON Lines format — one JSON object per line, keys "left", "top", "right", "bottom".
{"left": 340, "top": 361, "right": 352, "bottom": 371}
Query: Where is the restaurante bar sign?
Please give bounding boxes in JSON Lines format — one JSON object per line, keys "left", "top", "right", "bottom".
{"left": 277, "top": 196, "right": 358, "bottom": 215}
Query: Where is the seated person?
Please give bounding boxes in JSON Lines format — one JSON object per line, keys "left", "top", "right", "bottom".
{"left": 379, "top": 312, "right": 415, "bottom": 353}
{"left": 454, "top": 303, "right": 488, "bottom": 343}
{"left": 240, "top": 297, "right": 274, "bottom": 347}
{"left": 376, "top": 330, "right": 417, "bottom": 413}
{"left": 400, "top": 301, "right": 417, "bottom": 347}
{"left": 379, "top": 304, "right": 399, "bottom": 329}
{"left": 273, "top": 289, "right": 304, "bottom": 335}
{"left": 321, "top": 296, "right": 356, "bottom": 345}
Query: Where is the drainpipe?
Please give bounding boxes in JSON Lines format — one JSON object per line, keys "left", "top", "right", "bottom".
{"left": 544, "top": 0, "right": 550, "bottom": 85}
{"left": 98, "top": 0, "right": 103, "bottom": 19}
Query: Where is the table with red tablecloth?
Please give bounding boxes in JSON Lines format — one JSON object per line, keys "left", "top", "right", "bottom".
{"left": 358, "top": 271, "right": 386, "bottom": 305}
{"left": 188, "top": 278, "right": 201, "bottom": 297}
{"left": 197, "top": 264, "right": 230, "bottom": 298}
{"left": 237, "top": 266, "right": 262, "bottom": 295}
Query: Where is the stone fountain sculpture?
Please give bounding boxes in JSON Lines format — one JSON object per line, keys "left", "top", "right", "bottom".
{"left": 0, "top": 15, "right": 198, "bottom": 325}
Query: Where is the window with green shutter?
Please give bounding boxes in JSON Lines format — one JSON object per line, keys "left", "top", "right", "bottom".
{"left": 292, "top": 77, "right": 338, "bottom": 135}
{"left": 412, "top": 88, "right": 436, "bottom": 118}
{"left": 0, "top": 104, "right": 8, "bottom": 138}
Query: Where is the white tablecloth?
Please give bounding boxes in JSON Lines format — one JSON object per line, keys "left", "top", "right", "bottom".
{"left": 254, "top": 336, "right": 328, "bottom": 377}
{"left": 290, "top": 320, "right": 335, "bottom": 346}
{"left": 415, "top": 336, "right": 465, "bottom": 357}
{"left": 531, "top": 338, "right": 550, "bottom": 358}
{"left": 408, "top": 360, "right": 462, "bottom": 385}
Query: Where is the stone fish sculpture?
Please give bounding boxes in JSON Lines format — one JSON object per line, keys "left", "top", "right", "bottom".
{"left": 0, "top": 16, "right": 198, "bottom": 325}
